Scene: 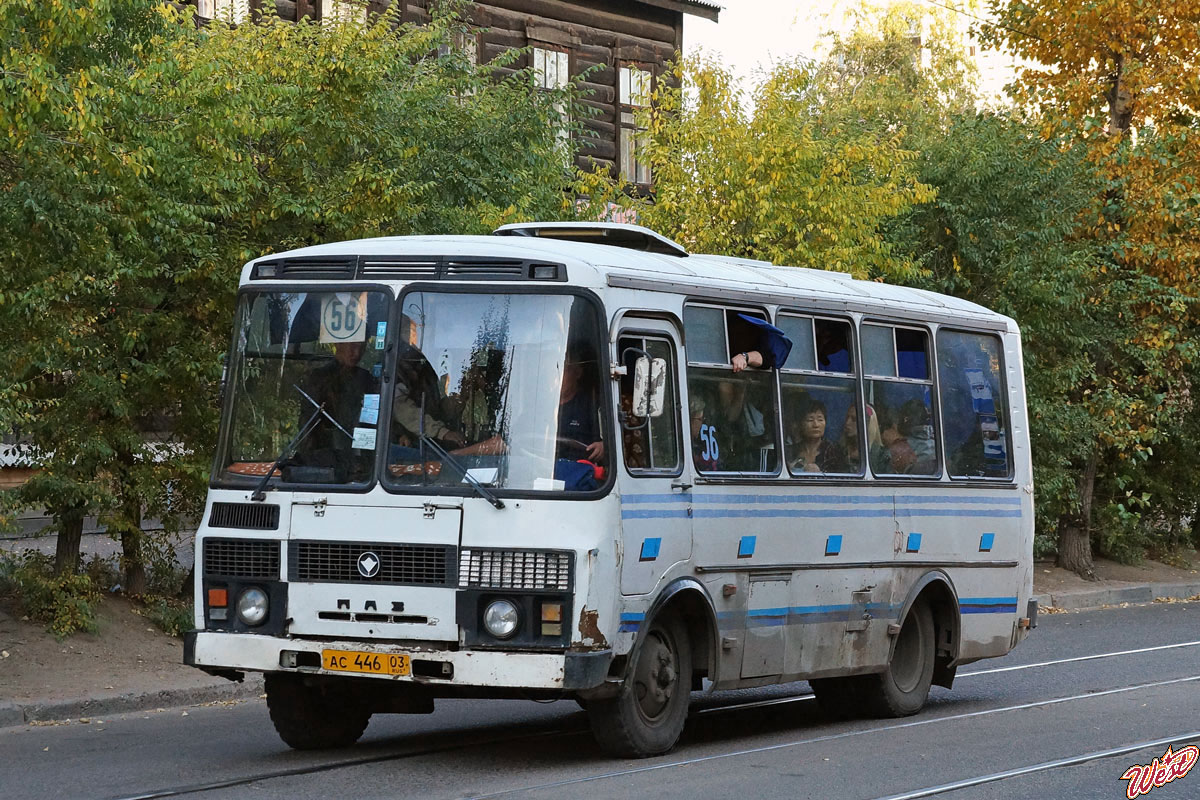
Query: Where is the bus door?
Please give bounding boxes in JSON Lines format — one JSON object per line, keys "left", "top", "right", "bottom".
{"left": 614, "top": 320, "right": 692, "bottom": 596}
{"left": 286, "top": 492, "right": 463, "bottom": 642}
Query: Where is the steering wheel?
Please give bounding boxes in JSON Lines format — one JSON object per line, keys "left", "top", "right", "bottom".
{"left": 556, "top": 436, "right": 592, "bottom": 461}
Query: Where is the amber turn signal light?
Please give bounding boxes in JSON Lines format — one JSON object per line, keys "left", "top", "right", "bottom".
{"left": 208, "top": 588, "right": 229, "bottom": 608}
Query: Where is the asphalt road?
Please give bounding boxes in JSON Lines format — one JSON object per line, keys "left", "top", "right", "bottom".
{"left": 1, "top": 602, "right": 1198, "bottom": 800}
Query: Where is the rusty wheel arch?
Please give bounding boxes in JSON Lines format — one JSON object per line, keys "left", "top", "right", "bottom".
{"left": 892, "top": 570, "right": 961, "bottom": 690}
{"left": 626, "top": 578, "right": 719, "bottom": 689}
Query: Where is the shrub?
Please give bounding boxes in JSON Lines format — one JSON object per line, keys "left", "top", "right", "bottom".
{"left": 0, "top": 551, "right": 101, "bottom": 637}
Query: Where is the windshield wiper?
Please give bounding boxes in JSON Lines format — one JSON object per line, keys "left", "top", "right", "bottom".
{"left": 249, "top": 402, "right": 327, "bottom": 502}
{"left": 420, "top": 435, "right": 505, "bottom": 510}
{"left": 294, "top": 384, "right": 353, "bottom": 441}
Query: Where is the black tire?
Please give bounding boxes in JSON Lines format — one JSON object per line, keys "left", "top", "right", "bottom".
{"left": 265, "top": 673, "right": 371, "bottom": 750}
{"left": 588, "top": 616, "right": 692, "bottom": 757}
{"left": 859, "top": 599, "right": 936, "bottom": 717}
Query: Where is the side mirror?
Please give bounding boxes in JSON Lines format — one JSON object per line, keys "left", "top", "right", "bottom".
{"left": 632, "top": 356, "right": 651, "bottom": 417}
{"left": 632, "top": 355, "right": 668, "bottom": 418}
{"left": 648, "top": 357, "right": 667, "bottom": 418}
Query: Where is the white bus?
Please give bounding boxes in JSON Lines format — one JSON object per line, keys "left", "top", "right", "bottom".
{"left": 185, "top": 222, "right": 1035, "bottom": 757}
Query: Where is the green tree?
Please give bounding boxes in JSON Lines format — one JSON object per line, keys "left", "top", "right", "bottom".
{"left": 578, "top": 53, "right": 934, "bottom": 280}
{"left": 985, "top": 0, "right": 1200, "bottom": 573}
{"left": 0, "top": 0, "right": 578, "bottom": 596}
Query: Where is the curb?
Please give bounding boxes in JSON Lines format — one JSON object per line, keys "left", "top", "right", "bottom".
{"left": 0, "top": 674, "right": 264, "bottom": 729}
{"left": 1034, "top": 580, "right": 1200, "bottom": 612}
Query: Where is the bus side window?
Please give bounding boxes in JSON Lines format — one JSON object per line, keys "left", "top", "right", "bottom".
{"left": 619, "top": 336, "right": 681, "bottom": 474}
{"left": 682, "top": 304, "right": 780, "bottom": 475}
{"left": 936, "top": 330, "right": 1011, "bottom": 479}
{"left": 777, "top": 315, "right": 862, "bottom": 476}
{"left": 863, "top": 323, "right": 939, "bottom": 476}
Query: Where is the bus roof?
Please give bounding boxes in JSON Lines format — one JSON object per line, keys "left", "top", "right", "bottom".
{"left": 242, "top": 233, "right": 1015, "bottom": 331}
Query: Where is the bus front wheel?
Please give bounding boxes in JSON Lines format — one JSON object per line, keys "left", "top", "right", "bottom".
{"left": 588, "top": 615, "right": 691, "bottom": 757}
{"left": 862, "top": 598, "right": 936, "bottom": 717}
{"left": 265, "top": 673, "right": 371, "bottom": 750}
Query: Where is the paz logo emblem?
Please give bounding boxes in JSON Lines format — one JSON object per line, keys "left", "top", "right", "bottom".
{"left": 357, "top": 551, "right": 381, "bottom": 578}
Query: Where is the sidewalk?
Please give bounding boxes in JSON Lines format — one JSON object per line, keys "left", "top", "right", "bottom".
{"left": 1, "top": 560, "right": 1198, "bottom": 730}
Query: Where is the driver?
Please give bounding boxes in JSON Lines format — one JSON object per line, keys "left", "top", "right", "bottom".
{"left": 296, "top": 340, "right": 375, "bottom": 480}
{"left": 558, "top": 348, "right": 604, "bottom": 462}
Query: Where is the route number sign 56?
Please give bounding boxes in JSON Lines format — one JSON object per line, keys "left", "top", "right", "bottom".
{"left": 320, "top": 292, "right": 368, "bottom": 344}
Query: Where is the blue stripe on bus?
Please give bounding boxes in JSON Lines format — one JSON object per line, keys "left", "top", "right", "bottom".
{"left": 622, "top": 494, "right": 1022, "bottom": 507}
{"left": 621, "top": 507, "right": 1021, "bottom": 521}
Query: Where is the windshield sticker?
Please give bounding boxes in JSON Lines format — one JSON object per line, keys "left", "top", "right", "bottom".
{"left": 351, "top": 427, "right": 377, "bottom": 450}
{"left": 359, "top": 394, "right": 380, "bottom": 425}
{"left": 375, "top": 321, "right": 387, "bottom": 348}
{"left": 372, "top": 363, "right": 382, "bottom": 378}
{"left": 319, "top": 292, "right": 367, "bottom": 344}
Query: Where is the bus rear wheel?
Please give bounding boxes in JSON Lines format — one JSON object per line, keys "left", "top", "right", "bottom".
{"left": 265, "top": 673, "right": 371, "bottom": 750}
{"left": 860, "top": 599, "right": 936, "bottom": 717}
{"left": 588, "top": 615, "right": 691, "bottom": 757}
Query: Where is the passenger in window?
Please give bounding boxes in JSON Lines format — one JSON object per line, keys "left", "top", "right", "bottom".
{"left": 716, "top": 379, "right": 768, "bottom": 470}
{"left": 730, "top": 314, "right": 792, "bottom": 373}
{"left": 877, "top": 405, "right": 915, "bottom": 473}
{"left": 839, "top": 403, "right": 881, "bottom": 473}
{"left": 899, "top": 399, "right": 936, "bottom": 473}
{"left": 620, "top": 391, "right": 648, "bottom": 470}
{"left": 787, "top": 398, "right": 846, "bottom": 474}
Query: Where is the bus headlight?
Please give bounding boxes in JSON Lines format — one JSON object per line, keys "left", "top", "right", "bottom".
{"left": 236, "top": 587, "right": 269, "bottom": 627}
{"left": 483, "top": 599, "right": 520, "bottom": 639}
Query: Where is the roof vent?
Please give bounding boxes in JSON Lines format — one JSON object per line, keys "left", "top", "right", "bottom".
{"left": 493, "top": 222, "right": 688, "bottom": 258}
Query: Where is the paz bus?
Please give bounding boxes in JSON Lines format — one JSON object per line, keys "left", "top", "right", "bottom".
{"left": 185, "top": 222, "right": 1035, "bottom": 757}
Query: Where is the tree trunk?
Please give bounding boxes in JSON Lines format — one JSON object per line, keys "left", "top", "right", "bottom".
{"left": 1057, "top": 451, "right": 1099, "bottom": 580}
{"left": 1106, "top": 52, "right": 1134, "bottom": 136}
{"left": 121, "top": 498, "right": 147, "bottom": 596}
{"left": 53, "top": 509, "right": 84, "bottom": 576}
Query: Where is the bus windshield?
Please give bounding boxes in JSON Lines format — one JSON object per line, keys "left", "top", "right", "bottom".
{"left": 216, "top": 288, "right": 607, "bottom": 494}
{"left": 387, "top": 291, "right": 606, "bottom": 493}
{"left": 219, "top": 290, "right": 391, "bottom": 487}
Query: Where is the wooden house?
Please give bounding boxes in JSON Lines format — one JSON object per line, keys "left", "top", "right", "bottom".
{"left": 193, "top": 0, "right": 721, "bottom": 189}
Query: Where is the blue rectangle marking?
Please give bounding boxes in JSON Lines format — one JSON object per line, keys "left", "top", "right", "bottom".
{"left": 979, "top": 532, "right": 995, "bottom": 552}
{"left": 640, "top": 537, "right": 661, "bottom": 561}
{"left": 825, "top": 535, "right": 842, "bottom": 556}
{"left": 906, "top": 532, "right": 922, "bottom": 553}
{"left": 738, "top": 535, "right": 756, "bottom": 558}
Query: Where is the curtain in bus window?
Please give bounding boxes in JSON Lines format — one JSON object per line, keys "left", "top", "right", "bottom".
{"left": 936, "top": 330, "right": 1011, "bottom": 478}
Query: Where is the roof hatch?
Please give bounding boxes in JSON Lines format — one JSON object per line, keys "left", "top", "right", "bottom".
{"left": 493, "top": 222, "right": 689, "bottom": 258}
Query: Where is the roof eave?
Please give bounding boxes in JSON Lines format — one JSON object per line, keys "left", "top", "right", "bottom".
{"left": 633, "top": 0, "right": 720, "bottom": 22}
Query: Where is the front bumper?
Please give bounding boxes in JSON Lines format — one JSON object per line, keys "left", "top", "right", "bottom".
{"left": 183, "top": 630, "right": 611, "bottom": 691}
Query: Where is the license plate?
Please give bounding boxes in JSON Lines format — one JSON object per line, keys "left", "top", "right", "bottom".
{"left": 322, "top": 649, "right": 410, "bottom": 676}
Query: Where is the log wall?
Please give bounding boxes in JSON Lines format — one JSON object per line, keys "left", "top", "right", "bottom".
{"left": 201, "top": 0, "right": 690, "bottom": 181}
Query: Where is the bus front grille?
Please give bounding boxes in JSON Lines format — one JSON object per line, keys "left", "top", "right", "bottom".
{"left": 203, "top": 538, "right": 281, "bottom": 580}
{"left": 208, "top": 502, "right": 280, "bottom": 530}
{"left": 458, "top": 549, "right": 573, "bottom": 591}
{"left": 289, "top": 541, "right": 454, "bottom": 586}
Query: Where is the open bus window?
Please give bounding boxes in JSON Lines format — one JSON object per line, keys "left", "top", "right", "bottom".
{"left": 219, "top": 291, "right": 389, "bottom": 487}
{"left": 937, "top": 330, "right": 1011, "bottom": 479}
{"left": 386, "top": 291, "right": 607, "bottom": 493}
{"left": 683, "top": 303, "right": 779, "bottom": 474}
{"left": 777, "top": 313, "right": 862, "bottom": 476}
{"left": 863, "top": 323, "right": 938, "bottom": 476}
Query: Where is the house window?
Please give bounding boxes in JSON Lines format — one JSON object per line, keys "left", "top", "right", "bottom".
{"left": 197, "top": 0, "right": 249, "bottom": 24}
{"left": 619, "top": 64, "right": 652, "bottom": 185}
{"left": 319, "top": 0, "right": 366, "bottom": 25}
{"left": 438, "top": 30, "right": 478, "bottom": 66}
{"left": 533, "top": 47, "right": 571, "bottom": 144}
